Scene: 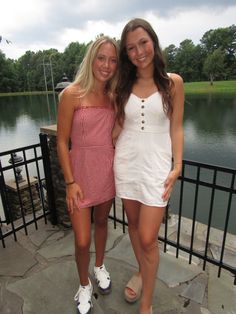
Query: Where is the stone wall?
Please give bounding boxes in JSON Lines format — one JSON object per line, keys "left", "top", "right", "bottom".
{"left": 47, "top": 133, "right": 71, "bottom": 227}
{"left": 5, "top": 178, "right": 42, "bottom": 221}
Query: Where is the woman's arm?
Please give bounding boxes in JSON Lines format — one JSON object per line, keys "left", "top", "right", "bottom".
{"left": 170, "top": 73, "right": 185, "bottom": 175}
{"left": 112, "top": 119, "right": 123, "bottom": 146}
{"left": 57, "top": 86, "right": 83, "bottom": 213}
{"left": 162, "top": 73, "right": 185, "bottom": 201}
{"left": 112, "top": 101, "right": 123, "bottom": 146}
{"left": 57, "top": 87, "right": 75, "bottom": 183}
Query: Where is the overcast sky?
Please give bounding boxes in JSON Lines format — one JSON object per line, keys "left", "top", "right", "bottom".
{"left": 1, "top": 0, "right": 236, "bottom": 60}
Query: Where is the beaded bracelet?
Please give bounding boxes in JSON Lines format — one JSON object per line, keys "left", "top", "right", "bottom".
{"left": 65, "top": 180, "right": 75, "bottom": 186}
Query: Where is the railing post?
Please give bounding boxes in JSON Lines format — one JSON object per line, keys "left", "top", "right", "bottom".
{"left": 0, "top": 160, "right": 10, "bottom": 224}
{"left": 39, "top": 133, "right": 57, "bottom": 225}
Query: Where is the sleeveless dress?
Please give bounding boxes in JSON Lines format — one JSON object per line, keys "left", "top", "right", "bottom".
{"left": 69, "top": 105, "right": 115, "bottom": 208}
{"left": 114, "top": 92, "right": 172, "bottom": 207}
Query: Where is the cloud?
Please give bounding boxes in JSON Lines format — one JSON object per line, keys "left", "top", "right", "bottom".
{"left": 1, "top": 0, "right": 50, "bottom": 34}
{"left": 146, "top": 6, "right": 236, "bottom": 48}
{"left": 1, "top": 0, "right": 236, "bottom": 60}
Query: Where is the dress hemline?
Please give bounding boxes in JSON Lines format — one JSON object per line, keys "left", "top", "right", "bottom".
{"left": 116, "top": 193, "right": 167, "bottom": 208}
{"left": 79, "top": 195, "right": 115, "bottom": 209}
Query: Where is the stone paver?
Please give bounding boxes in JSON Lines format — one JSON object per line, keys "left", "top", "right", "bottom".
{"left": 1, "top": 221, "right": 236, "bottom": 314}
{"left": 208, "top": 264, "right": 236, "bottom": 314}
{"left": 0, "top": 240, "right": 37, "bottom": 277}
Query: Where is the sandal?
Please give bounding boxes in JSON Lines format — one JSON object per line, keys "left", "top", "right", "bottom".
{"left": 124, "top": 273, "right": 142, "bottom": 303}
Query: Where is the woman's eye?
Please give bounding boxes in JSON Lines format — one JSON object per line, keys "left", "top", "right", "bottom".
{"left": 127, "top": 47, "right": 134, "bottom": 52}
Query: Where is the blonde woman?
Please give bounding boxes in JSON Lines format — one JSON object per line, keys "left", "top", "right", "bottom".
{"left": 57, "top": 36, "right": 118, "bottom": 314}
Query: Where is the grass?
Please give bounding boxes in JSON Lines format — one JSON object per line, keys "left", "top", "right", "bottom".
{"left": 184, "top": 80, "right": 236, "bottom": 94}
{"left": 0, "top": 91, "right": 52, "bottom": 97}
{"left": 0, "top": 81, "right": 236, "bottom": 96}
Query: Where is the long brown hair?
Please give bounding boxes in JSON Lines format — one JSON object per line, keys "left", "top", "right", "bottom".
{"left": 116, "top": 18, "right": 173, "bottom": 124}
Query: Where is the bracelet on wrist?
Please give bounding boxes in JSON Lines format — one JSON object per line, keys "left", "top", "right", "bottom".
{"left": 65, "top": 180, "right": 75, "bottom": 186}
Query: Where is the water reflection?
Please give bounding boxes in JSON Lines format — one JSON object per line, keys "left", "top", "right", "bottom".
{"left": 0, "top": 93, "right": 235, "bottom": 233}
{"left": 0, "top": 94, "right": 57, "bottom": 151}
{"left": 184, "top": 93, "right": 236, "bottom": 168}
{"left": 185, "top": 94, "right": 236, "bottom": 133}
{"left": 1, "top": 93, "right": 236, "bottom": 169}
{"left": 0, "top": 94, "right": 57, "bottom": 129}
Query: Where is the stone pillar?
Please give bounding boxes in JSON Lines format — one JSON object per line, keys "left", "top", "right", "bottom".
{"left": 5, "top": 177, "right": 42, "bottom": 220}
{"left": 40, "top": 125, "right": 71, "bottom": 227}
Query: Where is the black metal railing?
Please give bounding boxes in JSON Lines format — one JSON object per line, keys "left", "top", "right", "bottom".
{"left": 109, "top": 160, "right": 236, "bottom": 284}
{"left": 166, "top": 160, "right": 235, "bottom": 284}
{"left": 1, "top": 138, "right": 235, "bottom": 284}
{"left": 0, "top": 139, "right": 56, "bottom": 248}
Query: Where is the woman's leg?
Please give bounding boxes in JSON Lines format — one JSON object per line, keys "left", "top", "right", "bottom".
{"left": 93, "top": 199, "right": 113, "bottom": 266}
{"left": 123, "top": 199, "right": 142, "bottom": 298}
{"left": 138, "top": 205, "right": 165, "bottom": 314}
{"left": 70, "top": 207, "right": 91, "bottom": 286}
{"left": 123, "top": 199, "right": 142, "bottom": 269}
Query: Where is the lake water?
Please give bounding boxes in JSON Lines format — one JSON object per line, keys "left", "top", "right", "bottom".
{"left": 0, "top": 95, "right": 57, "bottom": 152}
{"left": 184, "top": 93, "right": 236, "bottom": 169}
{"left": 1, "top": 93, "right": 236, "bottom": 168}
{"left": 0, "top": 93, "right": 236, "bottom": 233}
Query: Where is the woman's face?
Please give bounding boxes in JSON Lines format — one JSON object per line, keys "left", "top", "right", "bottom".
{"left": 125, "top": 27, "right": 154, "bottom": 70}
{"left": 92, "top": 42, "right": 118, "bottom": 83}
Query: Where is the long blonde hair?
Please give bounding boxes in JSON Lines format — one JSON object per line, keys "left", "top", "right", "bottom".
{"left": 73, "top": 36, "right": 119, "bottom": 97}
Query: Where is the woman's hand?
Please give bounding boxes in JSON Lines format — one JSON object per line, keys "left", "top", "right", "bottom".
{"left": 66, "top": 183, "right": 84, "bottom": 214}
{"left": 162, "top": 168, "right": 181, "bottom": 202}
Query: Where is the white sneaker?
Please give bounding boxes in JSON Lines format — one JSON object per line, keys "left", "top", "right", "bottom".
{"left": 74, "top": 278, "right": 93, "bottom": 314}
{"left": 94, "top": 264, "right": 111, "bottom": 294}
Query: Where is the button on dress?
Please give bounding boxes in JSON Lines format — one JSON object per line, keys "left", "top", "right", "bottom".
{"left": 114, "top": 92, "right": 172, "bottom": 207}
{"left": 70, "top": 105, "right": 115, "bottom": 208}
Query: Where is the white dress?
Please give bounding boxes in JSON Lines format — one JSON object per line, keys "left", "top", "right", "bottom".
{"left": 114, "top": 92, "right": 172, "bottom": 207}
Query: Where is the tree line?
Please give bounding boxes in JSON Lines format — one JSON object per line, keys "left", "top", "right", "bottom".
{"left": 0, "top": 25, "right": 235, "bottom": 93}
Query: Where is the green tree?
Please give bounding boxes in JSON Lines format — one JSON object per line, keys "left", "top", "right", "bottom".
{"left": 163, "top": 44, "right": 178, "bottom": 72}
{"left": 0, "top": 51, "right": 18, "bottom": 92}
{"left": 15, "top": 51, "right": 37, "bottom": 91}
{"left": 203, "top": 48, "right": 225, "bottom": 84}
{"left": 1, "top": 26, "right": 236, "bottom": 92}
{"left": 201, "top": 25, "right": 236, "bottom": 79}
{"left": 174, "top": 40, "right": 204, "bottom": 82}
{"left": 15, "top": 49, "right": 64, "bottom": 92}
{"left": 62, "top": 42, "right": 88, "bottom": 81}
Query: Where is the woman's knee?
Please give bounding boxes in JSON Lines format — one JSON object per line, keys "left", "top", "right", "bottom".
{"left": 126, "top": 212, "right": 139, "bottom": 231}
{"left": 94, "top": 217, "right": 108, "bottom": 228}
{"left": 75, "top": 236, "right": 91, "bottom": 252}
{"left": 128, "top": 220, "right": 139, "bottom": 233}
{"left": 139, "top": 236, "right": 157, "bottom": 252}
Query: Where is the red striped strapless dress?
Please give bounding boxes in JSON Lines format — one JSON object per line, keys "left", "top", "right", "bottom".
{"left": 69, "top": 105, "right": 115, "bottom": 208}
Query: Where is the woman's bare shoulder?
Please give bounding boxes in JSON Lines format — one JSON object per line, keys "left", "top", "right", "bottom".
{"left": 59, "top": 84, "right": 80, "bottom": 109}
{"left": 169, "top": 72, "right": 183, "bottom": 85}
{"left": 60, "top": 84, "right": 80, "bottom": 97}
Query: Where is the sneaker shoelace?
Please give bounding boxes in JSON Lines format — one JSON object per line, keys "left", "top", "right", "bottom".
{"left": 74, "top": 285, "right": 92, "bottom": 303}
{"left": 95, "top": 266, "right": 111, "bottom": 290}
{"left": 96, "top": 266, "right": 110, "bottom": 280}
